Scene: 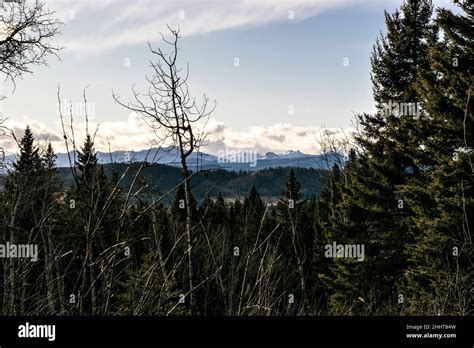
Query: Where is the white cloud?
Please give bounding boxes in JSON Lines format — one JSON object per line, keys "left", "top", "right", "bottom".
{"left": 1, "top": 115, "right": 355, "bottom": 157}
{"left": 46, "top": 0, "right": 371, "bottom": 53}
{"left": 0, "top": 113, "right": 154, "bottom": 155}
{"left": 202, "top": 119, "right": 356, "bottom": 155}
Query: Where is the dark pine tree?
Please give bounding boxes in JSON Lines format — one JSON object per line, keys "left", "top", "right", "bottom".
{"left": 402, "top": 0, "right": 474, "bottom": 314}
{"left": 322, "top": 0, "right": 435, "bottom": 314}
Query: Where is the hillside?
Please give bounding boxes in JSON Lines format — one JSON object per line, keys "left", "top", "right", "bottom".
{"left": 56, "top": 163, "right": 327, "bottom": 203}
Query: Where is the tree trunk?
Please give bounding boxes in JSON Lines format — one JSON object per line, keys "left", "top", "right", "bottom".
{"left": 181, "top": 162, "right": 194, "bottom": 314}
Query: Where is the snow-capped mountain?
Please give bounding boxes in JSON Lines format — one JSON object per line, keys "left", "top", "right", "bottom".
{"left": 3, "top": 147, "right": 343, "bottom": 173}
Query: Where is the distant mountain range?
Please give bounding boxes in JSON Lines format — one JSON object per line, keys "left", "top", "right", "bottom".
{"left": 3, "top": 147, "right": 344, "bottom": 172}
{"left": 0, "top": 147, "right": 341, "bottom": 200}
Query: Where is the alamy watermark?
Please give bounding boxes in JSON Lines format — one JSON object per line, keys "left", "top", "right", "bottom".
{"left": 379, "top": 100, "right": 422, "bottom": 119}
{"left": 56, "top": 101, "right": 96, "bottom": 119}
{"left": 325, "top": 242, "right": 365, "bottom": 262}
{"left": 217, "top": 147, "right": 258, "bottom": 167}
{"left": 18, "top": 322, "right": 55, "bottom": 341}
{"left": 0, "top": 242, "right": 38, "bottom": 262}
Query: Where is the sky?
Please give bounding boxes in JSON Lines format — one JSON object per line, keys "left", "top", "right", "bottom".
{"left": 0, "top": 0, "right": 458, "bottom": 156}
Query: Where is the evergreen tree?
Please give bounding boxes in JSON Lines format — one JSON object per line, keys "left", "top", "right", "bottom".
{"left": 241, "top": 186, "right": 265, "bottom": 247}
{"left": 2, "top": 126, "right": 44, "bottom": 314}
{"left": 13, "top": 126, "right": 41, "bottom": 173}
{"left": 402, "top": 0, "right": 473, "bottom": 314}
{"left": 4, "top": 126, "right": 44, "bottom": 237}
{"left": 37, "top": 142, "right": 63, "bottom": 314}
{"left": 276, "top": 169, "right": 311, "bottom": 308}
{"left": 322, "top": 0, "right": 435, "bottom": 313}
{"left": 41, "top": 143, "right": 61, "bottom": 197}
{"left": 67, "top": 134, "right": 111, "bottom": 314}
{"left": 277, "top": 169, "right": 304, "bottom": 254}
{"left": 313, "top": 164, "right": 344, "bottom": 311}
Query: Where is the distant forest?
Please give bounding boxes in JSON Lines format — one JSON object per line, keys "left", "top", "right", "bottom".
{"left": 58, "top": 164, "right": 327, "bottom": 202}
{"left": 0, "top": 0, "right": 472, "bottom": 315}
{"left": 1, "top": 163, "right": 328, "bottom": 202}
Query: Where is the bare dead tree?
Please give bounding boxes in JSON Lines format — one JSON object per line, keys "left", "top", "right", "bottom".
{"left": 0, "top": 0, "right": 61, "bottom": 170}
{"left": 0, "top": 0, "right": 61, "bottom": 92}
{"left": 113, "top": 26, "right": 216, "bottom": 313}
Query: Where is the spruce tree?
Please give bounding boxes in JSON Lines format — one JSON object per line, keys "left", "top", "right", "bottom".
{"left": 277, "top": 169, "right": 310, "bottom": 308}
{"left": 4, "top": 126, "right": 43, "bottom": 238}
{"left": 242, "top": 186, "right": 265, "bottom": 247}
{"left": 322, "top": 0, "right": 435, "bottom": 313}
{"left": 2, "top": 126, "right": 43, "bottom": 314}
{"left": 76, "top": 134, "right": 100, "bottom": 189}
{"left": 13, "top": 126, "right": 41, "bottom": 175}
{"left": 313, "top": 164, "right": 344, "bottom": 311}
{"left": 402, "top": 0, "right": 473, "bottom": 314}
{"left": 38, "top": 142, "right": 62, "bottom": 314}
{"left": 69, "top": 134, "right": 110, "bottom": 314}
{"left": 41, "top": 143, "right": 61, "bottom": 198}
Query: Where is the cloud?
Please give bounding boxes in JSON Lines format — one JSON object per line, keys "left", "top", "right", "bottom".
{"left": 0, "top": 113, "right": 154, "bottom": 155}
{"left": 205, "top": 121, "right": 355, "bottom": 155}
{"left": 47, "top": 0, "right": 371, "bottom": 53}
{"left": 0, "top": 115, "right": 355, "bottom": 156}
{"left": 0, "top": 118, "right": 63, "bottom": 155}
